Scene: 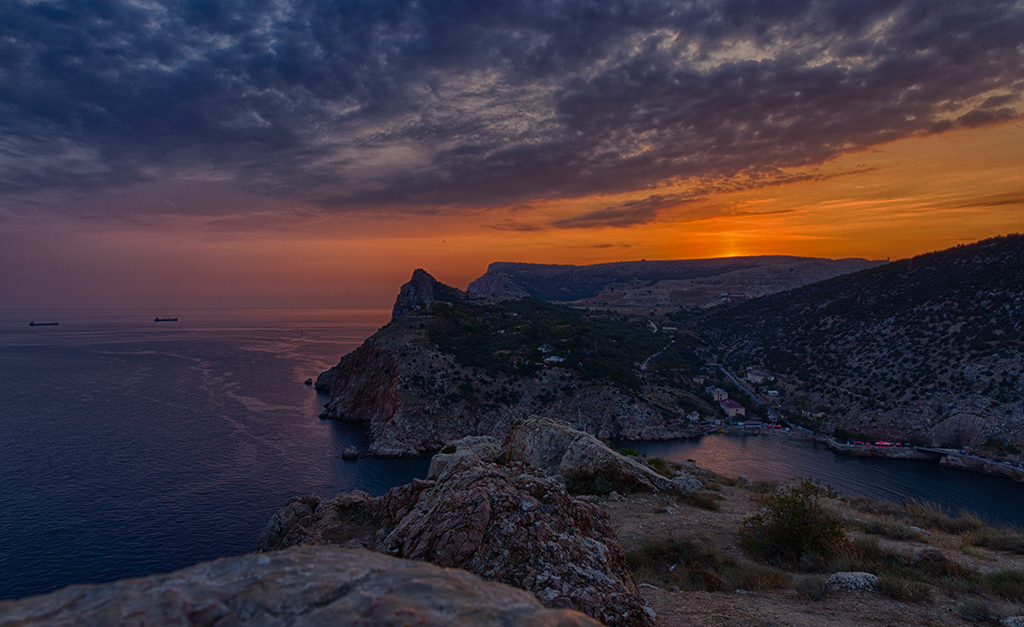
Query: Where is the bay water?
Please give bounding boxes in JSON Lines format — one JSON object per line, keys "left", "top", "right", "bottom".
{"left": 2, "top": 309, "right": 1022, "bottom": 601}
{"left": 620, "top": 434, "right": 1024, "bottom": 528}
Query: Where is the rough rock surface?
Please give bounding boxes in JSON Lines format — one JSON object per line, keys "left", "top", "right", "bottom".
{"left": 0, "top": 546, "right": 602, "bottom": 627}
{"left": 427, "top": 435, "right": 504, "bottom": 479}
{"left": 507, "top": 416, "right": 703, "bottom": 495}
{"left": 824, "top": 571, "right": 879, "bottom": 591}
{"left": 392, "top": 268, "right": 469, "bottom": 320}
{"left": 257, "top": 491, "right": 380, "bottom": 552}
{"left": 258, "top": 455, "right": 656, "bottom": 627}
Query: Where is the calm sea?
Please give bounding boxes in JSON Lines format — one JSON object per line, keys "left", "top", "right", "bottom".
{"left": 2, "top": 309, "right": 1022, "bottom": 601}
{"left": 620, "top": 433, "right": 1024, "bottom": 528}
{"left": 0, "top": 309, "right": 429, "bottom": 601}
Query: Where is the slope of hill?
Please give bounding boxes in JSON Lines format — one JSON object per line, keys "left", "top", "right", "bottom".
{"left": 316, "top": 270, "right": 716, "bottom": 456}
{"left": 467, "top": 257, "right": 884, "bottom": 310}
{"left": 699, "top": 235, "right": 1024, "bottom": 451}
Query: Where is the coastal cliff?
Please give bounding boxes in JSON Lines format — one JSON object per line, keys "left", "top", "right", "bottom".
{"left": 317, "top": 270, "right": 713, "bottom": 456}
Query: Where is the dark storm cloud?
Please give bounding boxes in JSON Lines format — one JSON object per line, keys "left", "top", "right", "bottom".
{"left": 1, "top": 0, "right": 1022, "bottom": 219}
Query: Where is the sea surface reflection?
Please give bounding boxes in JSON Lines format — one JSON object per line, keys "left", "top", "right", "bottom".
{"left": 618, "top": 433, "right": 1024, "bottom": 527}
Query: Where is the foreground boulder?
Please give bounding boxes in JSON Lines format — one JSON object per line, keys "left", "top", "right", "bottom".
{"left": 507, "top": 416, "right": 703, "bottom": 495}
{"left": 0, "top": 546, "right": 601, "bottom": 626}
{"left": 258, "top": 455, "right": 656, "bottom": 627}
{"left": 427, "top": 435, "right": 504, "bottom": 479}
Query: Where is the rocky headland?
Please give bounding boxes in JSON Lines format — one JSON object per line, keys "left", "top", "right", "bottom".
{"left": 316, "top": 269, "right": 714, "bottom": 456}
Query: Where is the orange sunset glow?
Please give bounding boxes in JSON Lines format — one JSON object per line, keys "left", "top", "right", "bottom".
{"left": 1, "top": 1, "right": 1023, "bottom": 309}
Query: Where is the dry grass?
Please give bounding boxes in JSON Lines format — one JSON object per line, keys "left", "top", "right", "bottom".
{"left": 626, "top": 537, "right": 790, "bottom": 592}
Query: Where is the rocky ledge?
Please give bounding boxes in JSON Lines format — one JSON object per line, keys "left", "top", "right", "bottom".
{"left": 255, "top": 417, "right": 692, "bottom": 627}
{"left": 0, "top": 546, "right": 601, "bottom": 626}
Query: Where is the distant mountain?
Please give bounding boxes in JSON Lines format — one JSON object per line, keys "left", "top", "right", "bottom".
{"left": 467, "top": 256, "right": 884, "bottom": 310}
{"left": 699, "top": 235, "right": 1024, "bottom": 451}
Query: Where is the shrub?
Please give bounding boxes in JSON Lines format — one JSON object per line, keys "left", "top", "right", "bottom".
{"left": 860, "top": 518, "right": 919, "bottom": 540}
{"left": 626, "top": 538, "right": 789, "bottom": 592}
{"left": 972, "top": 529, "right": 1024, "bottom": 554}
{"left": 986, "top": 569, "right": 1024, "bottom": 601}
{"left": 877, "top": 574, "right": 931, "bottom": 603}
{"left": 901, "top": 499, "right": 985, "bottom": 535}
{"left": 746, "top": 479, "right": 779, "bottom": 494}
{"left": 794, "top": 575, "right": 828, "bottom": 601}
{"left": 741, "top": 479, "right": 848, "bottom": 567}
{"left": 958, "top": 599, "right": 994, "bottom": 623}
{"left": 647, "top": 456, "right": 674, "bottom": 478}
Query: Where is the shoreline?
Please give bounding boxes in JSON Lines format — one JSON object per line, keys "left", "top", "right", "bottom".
{"left": 777, "top": 428, "right": 1024, "bottom": 484}
{"left": 635, "top": 424, "right": 1024, "bottom": 485}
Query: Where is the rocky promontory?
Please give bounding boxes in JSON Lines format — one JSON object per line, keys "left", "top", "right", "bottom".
{"left": 256, "top": 417, "right": 708, "bottom": 627}
{"left": 316, "top": 269, "right": 713, "bottom": 456}
{"left": 0, "top": 545, "right": 602, "bottom": 626}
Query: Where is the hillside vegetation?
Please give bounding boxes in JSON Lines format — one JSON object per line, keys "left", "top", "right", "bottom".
{"left": 429, "top": 298, "right": 703, "bottom": 392}
{"left": 699, "top": 234, "right": 1024, "bottom": 449}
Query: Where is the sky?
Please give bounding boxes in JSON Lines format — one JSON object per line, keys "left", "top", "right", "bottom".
{"left": 1, "top": 0, "right": 1023, "bottom": 310}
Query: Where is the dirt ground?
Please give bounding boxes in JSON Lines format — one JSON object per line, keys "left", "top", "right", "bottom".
{"left": 600, "top": 485, "right": 1024, "bottom": 627}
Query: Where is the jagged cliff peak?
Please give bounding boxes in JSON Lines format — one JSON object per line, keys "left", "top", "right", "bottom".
{"left": 391, "top": 268, "right": 469, "bottom": 321}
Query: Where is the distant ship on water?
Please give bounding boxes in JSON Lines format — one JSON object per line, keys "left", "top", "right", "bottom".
{"left": 154, "top": 317, "right": 178, "bottom": 322}
{"left": 28, "top": 321, "right": 58, "bottom": 327}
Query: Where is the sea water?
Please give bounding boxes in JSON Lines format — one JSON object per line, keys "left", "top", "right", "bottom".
{"left": 0, "top": 309, "right": 429, "bottom": 600}
{"left": 3, "top": 309, "right": 1023, "bottom": 601}
{"left": 620, "top": 433, "right": 1024, "bottom": 527}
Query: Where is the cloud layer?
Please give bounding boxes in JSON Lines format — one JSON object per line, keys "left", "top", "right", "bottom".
{"left": 2, "top": 0, "right": 1022, "bottom": 222}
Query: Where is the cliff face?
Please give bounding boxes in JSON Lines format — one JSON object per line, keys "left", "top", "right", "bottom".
{"left": 317, "top": 270, "right": 711, "bottom": 456}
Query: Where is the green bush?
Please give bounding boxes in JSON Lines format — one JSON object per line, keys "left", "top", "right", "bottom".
{"left": 741, "top": 479, "right": 848, "bottom": 567}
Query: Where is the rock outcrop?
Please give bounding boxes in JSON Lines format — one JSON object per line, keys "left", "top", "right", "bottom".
{"left": 258, "top": 452, "right": 657, "bottom": 627}
{"left": 391, "top": 268, "right": 472, "bottom": 321}
{"left": 507, "top": 416, "right": 704, "bottom": 495}
{"left": 0, "top": 546, "right": 602, "bottom": 626}
{"left": 824, "top": 571, "right": 879, "bottom": 591}
{"left": 427, "top": 435, "right": 504, "bottom": 479}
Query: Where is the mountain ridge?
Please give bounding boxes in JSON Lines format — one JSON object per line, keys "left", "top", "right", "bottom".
{"left": 699, "top": 234, "right": 1024, "bottom": 450}
{"left": 468, "top": 256, "right": 885, "bottom": 310}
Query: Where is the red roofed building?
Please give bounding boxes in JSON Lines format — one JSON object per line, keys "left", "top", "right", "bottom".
{"left": 720, "top": 399, "right": 746, "bottom": 418}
